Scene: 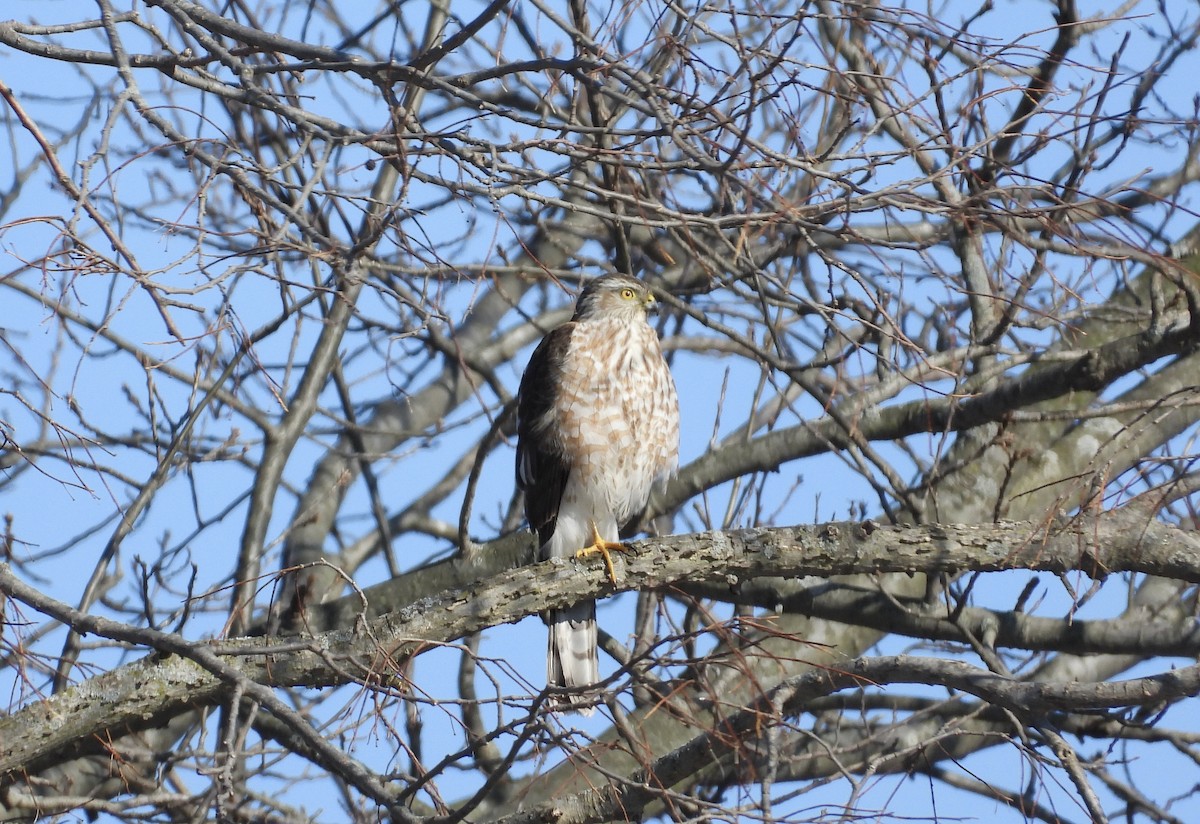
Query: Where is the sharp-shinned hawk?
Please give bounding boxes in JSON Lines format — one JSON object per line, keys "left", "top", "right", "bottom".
{"left": 516, "top": 275, "right": 680, "bottom": 709}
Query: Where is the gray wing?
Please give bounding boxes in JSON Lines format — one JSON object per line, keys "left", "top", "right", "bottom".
{"left": 515, "top": 324, "right": 573, "bottom": 546}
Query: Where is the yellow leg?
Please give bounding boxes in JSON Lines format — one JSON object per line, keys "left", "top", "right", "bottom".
{"left": 575, "top": 521, "right": 631, "bottom": 585}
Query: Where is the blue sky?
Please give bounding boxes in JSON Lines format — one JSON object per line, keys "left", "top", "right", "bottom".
{"left": 3, "top": 0, "right": 1200, "bottom": 820}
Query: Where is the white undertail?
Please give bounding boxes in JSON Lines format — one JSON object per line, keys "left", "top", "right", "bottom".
{"left": 542, "top": 501, "right": 618, "bottom": 715}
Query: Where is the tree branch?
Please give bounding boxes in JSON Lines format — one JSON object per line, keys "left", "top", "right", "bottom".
{"left": 1, "top": 507, "right": 1196, "bottom": 783}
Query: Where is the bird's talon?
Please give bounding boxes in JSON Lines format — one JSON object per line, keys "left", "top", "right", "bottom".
{"left": 576, "top": 523, "right": 631, "bottom": 585}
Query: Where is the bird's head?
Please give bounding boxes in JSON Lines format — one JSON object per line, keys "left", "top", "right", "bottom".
{"left": 572, "top": 274, "right": 659, "bottom": 322}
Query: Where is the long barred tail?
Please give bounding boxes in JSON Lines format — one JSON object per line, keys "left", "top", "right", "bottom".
{"left": 541, "top": 512, "right": 605, "bottom": 713}
{"left": 547, "top": 599, "right": 598, "bottom": 713}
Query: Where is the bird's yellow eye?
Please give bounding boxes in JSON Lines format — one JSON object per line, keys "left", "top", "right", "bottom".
{"left": 620, "top": 288, "right": 636, "bottom": 299}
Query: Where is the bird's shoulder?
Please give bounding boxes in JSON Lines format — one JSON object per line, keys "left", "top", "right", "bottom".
{"left": 519, "top": 322, "right": 576, "bottom": 403}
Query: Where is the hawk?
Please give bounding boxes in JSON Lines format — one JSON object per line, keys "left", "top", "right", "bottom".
{"left": 516, "top": 274, "right": 680, "bottom": 707}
